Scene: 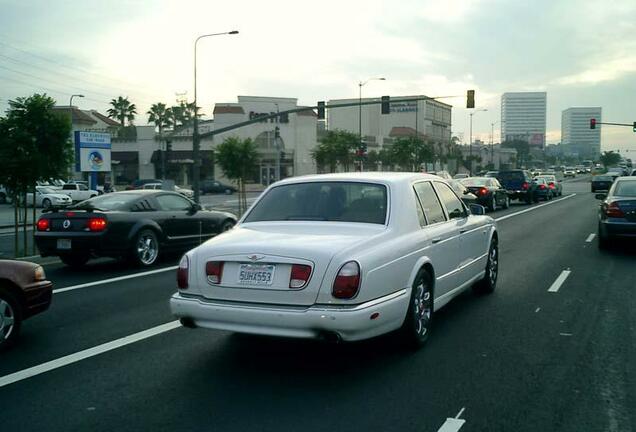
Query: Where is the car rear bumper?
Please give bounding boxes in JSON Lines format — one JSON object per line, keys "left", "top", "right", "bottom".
{"left": 170, "top": 289, "right": 409, "bottom": 342}
{"left": 35, "top": 232, "right": 119, "bottom": 258}
{"left": 599, "top": 219, "right": 636, "bottom": 237}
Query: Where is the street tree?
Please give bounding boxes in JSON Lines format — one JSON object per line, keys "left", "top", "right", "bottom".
{"left": 107, "top": 96, "right": 137, "bottom": 127}
{"left": 390, "top": 137, "right": 435, "bottom": 171}
{"left": 215, "top": 136, "right": 259, "bottom": 215}
{"left": 0, "top": 94, "right": 72, "bottom": 256}
{"left": 311, "top": 130, "right": 359, "bottom": 172}
{"left": 148, "top": 103, "right": 171, "bottom": 179}
{"left": 600, "top": 151, "right": 621, "bottom": 168}
{"left": 502, "top": 139, "right": 530, "bottom": 168}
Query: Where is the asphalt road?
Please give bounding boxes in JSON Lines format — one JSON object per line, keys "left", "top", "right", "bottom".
{"left": 1, "top": 176, "right": 634, "bottom": 432}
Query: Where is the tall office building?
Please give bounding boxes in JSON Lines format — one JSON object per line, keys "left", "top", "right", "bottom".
{"left": 501, "top": 92, "right": 547, "bottom": 148}
{"left": 561, "top": 107, "right": 602, "bottom": 158}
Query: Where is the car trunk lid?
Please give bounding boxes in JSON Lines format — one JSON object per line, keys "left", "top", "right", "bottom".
{"left": 43, "top": 210, "right": 107, "bottom": 232}
{"left": 191, "top": 222, "right": 386, "bottom": 306}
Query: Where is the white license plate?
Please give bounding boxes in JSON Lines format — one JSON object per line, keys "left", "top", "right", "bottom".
{"left": 238, "top": 264, "right": 275, "bottom": 286}
{"left": 57, "top": 239, "right": 72, "bottom": 250}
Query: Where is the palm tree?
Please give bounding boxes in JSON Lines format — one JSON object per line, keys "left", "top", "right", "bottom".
{"left": 166, "top": 105, "right": 184, "bottom": 131}
{"left": 107, "top": 96, "right": 137, "bottom": 127}
{"left": 147, "top": 103, "right": 169, "bottom": 135}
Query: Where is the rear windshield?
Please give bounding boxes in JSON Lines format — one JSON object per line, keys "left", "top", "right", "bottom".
{"left": 613, "top": 181, "right": 636, "bottom": 197}
{"left": 594, "top": 176, "right": 613, "bottom": 181}
{"left": 498, "top": 171, "right": 525, "bottom": 181}
{"left": 461, "top": 178, "right": 490, "bottom": 186}
{"left": 72, "top": 193, "right": 142, "bottom": 211}
{"left": 244, "top": 182, "right": 387, "bottom": 224}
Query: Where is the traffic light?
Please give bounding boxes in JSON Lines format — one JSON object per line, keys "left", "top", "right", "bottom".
{"left": 317, "top": 101, "right": 325, "bottom": 120}
{"left": 381, "top": 96, "right": 390, "bottom": 114}
{"left": 633, "top": 121, "right": 636, "bottom": 132}
{"left": 590, "top": 118, "right": 596, "bottom": 129}
{"left": 466, "top": 90, "right": 475, "bottom": 109}
{"left": 166, "top": 140, "right": 172, "bottom": 152}
{"left": 274, "top": 126, "right": 280, "bottom": 139}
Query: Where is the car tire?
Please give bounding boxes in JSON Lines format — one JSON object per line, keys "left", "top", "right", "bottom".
{"left": 533, "top": 193, "right": 540, "bottom": 203}
{"left": 598, "top": 224, "right": 610, "bottom": 250}
{"left": 0, "top": 287, "right": 22, "bottom": 351}
{"left": 488, "top": 195, "right": 497, "bottom": 212}
{"left": 42, "top": 198, "right": 51, "bottom": 210}
{"left": 474, "top": 237, "right": 498, "bottom": 294}
{"left": 524, "top": 195, "right": 532, "bottom": 205}
{"left": 224, "top": 188, "right": 232, "bottom": 195}
{"left": 220, "top": 220, "right": 235, "bottom": 232}
{"left": 60, "top": 254, "right": 90, "bottom": 268}
{"left": 503, "top": 195, "right": 510, "bottom": 209}
{"left": 133, "top": 229, "right": 160, "bottom": 267}
{"left": 399, "top": 269, "right": 434, "bottom": 349}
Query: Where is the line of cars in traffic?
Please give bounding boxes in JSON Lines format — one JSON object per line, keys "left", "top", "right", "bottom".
{"left": 592, "top": 167, "right": 636, "bottom": 249}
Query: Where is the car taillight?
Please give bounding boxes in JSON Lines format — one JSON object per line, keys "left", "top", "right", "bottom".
{"left": 548, "top": 183, "right": 555, "bottom": 189}
{"left": 177, "top": 255, "right": 189, "bottom": 289}
{"left": 206, "top": 261, "right": 224, "bottom": 284}
{"left": 88, "top": 217, "right": 107, "bottom": 231}
{"left": 289, "top": 264, "right": 311, "bottom": 289}
{"left": 36, "top": 218, "right": 50, "bottom": 231}
{"left": 522, "top": 182, "right": 529, "bottom": 190}
{"left": 478, "top": 187, "right": 488, "bottom": 196}
{"left": 539, "top": 184, "right": 546, "bottom": 190}
{"left": 332, "top": 261, "right": 360, "bottom": 299}
{"left": 605, "top": 202, "right": 625, "bottom": 218}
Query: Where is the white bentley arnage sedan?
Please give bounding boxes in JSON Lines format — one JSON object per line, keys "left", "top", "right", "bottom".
{"left": 170, "top": 172, "right": 498, "bottom": 347}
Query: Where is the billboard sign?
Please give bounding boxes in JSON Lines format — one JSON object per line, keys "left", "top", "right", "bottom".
{"left": 74, "top": 131, "right": 112, "bottom": 172}
{"left": 390, "top": 101, "right": 417, "bottom": 113}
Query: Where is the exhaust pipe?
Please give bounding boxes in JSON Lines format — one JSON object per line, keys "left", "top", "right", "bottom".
{"left": 179, "top": 317, "right": 197, "bottom": 329}
{"left": 319, "top": 331, "right": 342, "bottom": 343}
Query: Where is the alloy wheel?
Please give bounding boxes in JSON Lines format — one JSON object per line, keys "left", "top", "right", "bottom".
{"left": 0, "top": 299, "right": 16, "bottom": 343}
{"left": 488, "top": 243, "right": 498, "bottom": 286}
{"left": 413, "top": 279, "right": 432, "bottom": 337}
{"left": 137, "top": 234, "right": 158, "bottom": 265}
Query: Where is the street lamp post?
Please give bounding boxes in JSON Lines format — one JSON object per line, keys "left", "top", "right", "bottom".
{"left": 69, "top": 94, "right": 84, "bottom": 107}
{"left": 358, "top": 77, "right": 385, "bottom": 172}
{"left": 193, "top": 30, "right": 238, "bottom": 203}
{"left": 469, "top": 108, "right": 488, "bottom": 175}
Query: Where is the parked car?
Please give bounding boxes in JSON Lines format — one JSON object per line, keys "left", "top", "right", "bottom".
{"left": 591, "top": 175, "right": 615, "bottom": 192}
{"left": 200, "top": 180, "right": 237, "bottom": 195}
{"left": 128, "top": 179, "right": 163, "bottom": 190}
{"left": 496, "top": 170, "right": 539, "bottom": 204}
{"left": 60, "top": 183, "right": 99, "bottom": 203}
{"left": 535, "top": 175, "right": 562, "bottom": 197}
{"left": 563, "top": 168, "right": 577, "bottom": 178}
{"left": 460, "top": 177, "right": 510, "bottom": 211}
{"left": 143, "top": 183, "right": 194, "bottom": 200}
{"left": 170, "top": 173, "right": 499, "bottom": 348}
{"left": 35, "top": 190, "right": 237, "bottom": 268}
{"left": 0, "top": 185, "right": 11, "bottom": 204}
{"left": 484, "top": 171, "right": 499, "bottom": 178}
{"left": 596, "top": 177, "right": 636, "bottom": 249}
{"left": 532, "top": 178, "right": 554, "bottom": 201}
{"left": 452, "top": 173, "right": 469, "bottom": 180}
{"left": 26, "top": 186, "right": 72, "bottom": 209}
{"left": 0, "top": 260, "right": 53, "bottom": 350}
{"left": 427, "top": 170, "right": 453, "bottom": 181}
{"left": 449, "top": 180, "right": 478, "bottom": 206}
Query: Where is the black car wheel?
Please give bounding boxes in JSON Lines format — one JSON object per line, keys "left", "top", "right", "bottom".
{"left": 224, "top": 188, "right": 233, "bottom": 195}
{"left": 533, "top": 192, "right": 540, "bottom": 203}
{"left": 399, "top": 269, "right": 433, "bottom": 349}
{"left": 474, "top": 238, "right": 498, "bottom": 294}
{"left": 134, "top": 229, "right": 160, "bottom": 267}
{"left": 0, "top": 287, "right": 21, "bottom": 351}
{"left": 42, "top": 198, "right": 52, "bottom": 210}
{"left": 503, "top": 195, "right": 510, "bottom": 209}
{"left": 488, "top": 195, "right": 497, "bottom": 212}
{"left": 598, "top": 223, "right": 610, "bottom": 250}
{"left": 60, "top": 253, "right": 90, "bottom": 268}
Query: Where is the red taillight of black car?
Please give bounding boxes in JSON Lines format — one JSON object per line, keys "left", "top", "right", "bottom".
{"left": 478, "top": 187, "right": 488, "bottom": 196}
{"left": 177, "top": 255, "right": 189, "bottom": 289}
{"left": 88, "top": 217, "right": 107, "bottom": 232}
{"left": 605, "top": 202, "right": 625, "bottom": 218}
{"left": 522, "top": 182, "right": 529, "bottom": 190}
{"left": 332, "top": 261, "right": 361, "bottom": 299}
{"left": 539, "top": 184, "right": 546, "bottom": 190}
{"left": 548, "top": 183, "right": 555, "bottom": 189}
{"left": 36, "top": 218, "right": 50, "bottom": 231}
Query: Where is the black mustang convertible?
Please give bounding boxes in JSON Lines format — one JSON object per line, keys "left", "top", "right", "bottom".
{"left": 35, "top": 190, "right": 236, "bottom": 267}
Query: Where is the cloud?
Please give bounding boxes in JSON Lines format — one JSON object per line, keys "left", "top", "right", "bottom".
{"left": 554, "top": 56, "right": 636, "bottom": 86}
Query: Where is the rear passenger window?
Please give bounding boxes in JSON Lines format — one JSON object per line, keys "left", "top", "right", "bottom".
{"left": 413, "top": 182, "right": 446, "bottom": 225}
{"left": 434, "top": 182, "right": 466, "bottom": 220}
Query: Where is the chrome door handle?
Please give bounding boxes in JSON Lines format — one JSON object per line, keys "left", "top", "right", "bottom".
{"left": 432, "top": 237, "right": 442, "bottom": 244}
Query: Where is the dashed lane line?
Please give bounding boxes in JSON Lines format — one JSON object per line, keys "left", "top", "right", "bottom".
{"left": 494, "top": 194, "right": 577, "bottom": 222}
{"left": 53, "top": 266, "right": 178, "bottom": 294}
{"left": 548, "top": 270, "right": 572, "bottom": 293}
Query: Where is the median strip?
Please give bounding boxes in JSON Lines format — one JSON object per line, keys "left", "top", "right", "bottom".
{"left": 0, "top": 320, "right": 181, "bottom": 388}
{"left": 53, "top": 266, "right": 178, "bottom": 294}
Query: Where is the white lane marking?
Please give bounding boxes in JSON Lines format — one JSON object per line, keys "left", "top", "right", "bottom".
{"left": 559, "top": 333, "right": 573, "bottom": 337}
{"left": 548, "top": 270, "right": 572, "bottom": 293}
{"left": 585, "top": 233, "right": 596, "bottom": 243}
{"left": 53, "top": 266, "right": 178, "bottom": 294}
{"left": 535, "top": 307, "right": 541, "bottom": 313}
{"left": 0, "top": 321, "right": 180, "bottom": 388}
{"left": 494, "top": 194, "right": 577, "bottom": 222}
{"left": 437, "top": 408, "right": 466, "bottom": 432}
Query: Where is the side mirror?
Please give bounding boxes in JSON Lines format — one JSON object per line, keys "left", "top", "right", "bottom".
{"left": 595, "top": 193, "right": 607, "bottom": 200}
{"left": 469, "top": 204, "right": 486, "bottom": 215}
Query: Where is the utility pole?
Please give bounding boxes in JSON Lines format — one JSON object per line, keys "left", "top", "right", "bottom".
{"left": 358, "top": 77, "right": 385, "bottom": 172}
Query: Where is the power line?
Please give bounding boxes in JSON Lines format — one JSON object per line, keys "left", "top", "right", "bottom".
{"left": 1, "top": 74, "right": 109, "bottom": 105}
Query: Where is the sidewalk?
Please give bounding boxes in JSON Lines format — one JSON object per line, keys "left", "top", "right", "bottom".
{"left": 0, "top": 204, "right": 43, "bottom": 229}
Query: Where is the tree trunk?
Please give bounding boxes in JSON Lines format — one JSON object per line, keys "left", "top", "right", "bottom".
{"left": 13, "top": 192, "right": 18, "bottom": 258}
{"left": 22, "top": 190, "right": 27, "bottom": 257}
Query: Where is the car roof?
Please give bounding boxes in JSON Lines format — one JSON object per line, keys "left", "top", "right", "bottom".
{"left": 274, "top": 172, "right": 443, "bottom": 186}
{"left": 111, "top": 189, "right": 177, "bottom": 195}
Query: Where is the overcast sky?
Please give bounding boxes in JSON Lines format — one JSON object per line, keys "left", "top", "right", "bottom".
{"left": 1, "top": 0, "right": 634, "bottom": 150}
